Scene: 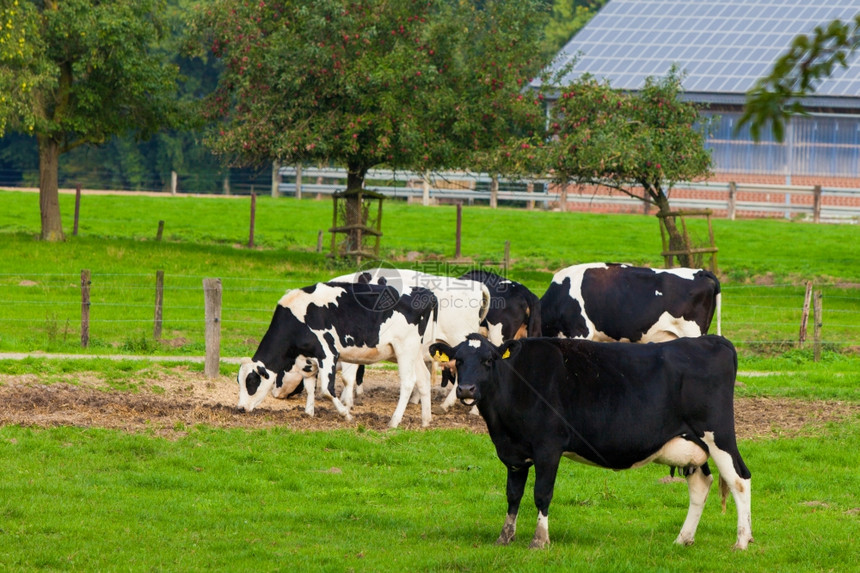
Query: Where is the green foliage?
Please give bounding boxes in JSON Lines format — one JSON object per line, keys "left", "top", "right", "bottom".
{"left": 740, "top": 14, "right": 860, "bottom": 142}
{"left": 190, "top": 0, "right": 549, "bottom": 178}
{"left": 0, "top": 424, "right": 858, "bottom": 570}
{"left": 541, "top": 0, "right": 608, "bottom": 60}
{"left": 0, "top": 0, "right": 182, "bottom": 144}
{"left": 542, "top": 68, "right": 713, "bottom": 206}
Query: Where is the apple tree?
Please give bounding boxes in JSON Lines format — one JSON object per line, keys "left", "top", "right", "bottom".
{"left": 540, "top": 70, "right": 713, "bottom": 265}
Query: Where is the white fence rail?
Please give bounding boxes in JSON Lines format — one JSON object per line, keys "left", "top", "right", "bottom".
{"left": 277, "top": 167, "right": 860, "bottom": 222}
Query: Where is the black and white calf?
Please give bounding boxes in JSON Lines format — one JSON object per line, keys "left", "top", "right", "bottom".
{"left": 540, "top": 263, "right": 721, "bottom": 342}
{"left": 237, "top": 281, "right": 437, "bottom": 428}
{"left": 429, "top": 334, "right": 752, "bottom": 550}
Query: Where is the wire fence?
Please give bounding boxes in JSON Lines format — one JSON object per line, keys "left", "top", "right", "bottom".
{"left": 1, "top": 272, "right": 857, "bottom": 358}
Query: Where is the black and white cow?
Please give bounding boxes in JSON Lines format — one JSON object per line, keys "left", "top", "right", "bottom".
{"left": 540, "top": 263, "right": 721, "bottom": 342}
{"left": 268, "top": 268, "right": 492, "bottom": 411}
{"left": 429, "top": 334, "right": 752, "bottom": 550}
{"left": 237, "top": 281, "right": 437, "bottom": 428}
{"left": 458, "top": 270, "right": 541, "bottom": 341}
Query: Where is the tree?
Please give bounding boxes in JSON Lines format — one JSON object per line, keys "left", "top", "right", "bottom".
{"left": 739, "top": 14, "right": 860, "bottom": 142}
{"left": 539, "top": 70, "right": 713, "bottom": 264}
{"left": 0, "top": 0, "right": 182, "bottom": 241}
{"left": 189, "top": 1, "right": 548, "bottom": 206}
{"left": 541, "top": 0, "right": 608, "bottom": 61}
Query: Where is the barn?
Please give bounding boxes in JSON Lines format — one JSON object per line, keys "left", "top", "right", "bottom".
{"left": 537, "top": 0, "right": 860, "bottom": 189}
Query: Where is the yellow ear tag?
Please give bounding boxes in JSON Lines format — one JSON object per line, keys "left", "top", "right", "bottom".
{"left": 502, "top": 348, "right": 511, "bottom": 359}
{"left": 434, "top": 351, "right": 449, "bottom": 362}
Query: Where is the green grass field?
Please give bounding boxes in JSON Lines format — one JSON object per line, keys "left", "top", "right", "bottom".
{"left": 1, "top": 188, "right": 858, "bottom": 571}
{"left": 1, "top": 189, "right": 858, "bottom": 358}
{"left": 1, "top": 422, "right": 858, "bottom": 572}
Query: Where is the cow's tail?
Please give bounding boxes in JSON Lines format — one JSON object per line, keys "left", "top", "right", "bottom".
{"left": 710, "top": 271, "right": 722, "bottom": 336}
{"left": 702, "top": 269, "right": 722, "bottom": 336}
{"left": 715, "top": 291, "right": 722, "bottom": 336}
{"left": 527, "top": 292, "right": 542, "bottom": 337}
{"left": 478, "top": 284, "right": 491, "bottom": 323}
{"left": 422, "top": 292, "right": 439, "bottom": 347}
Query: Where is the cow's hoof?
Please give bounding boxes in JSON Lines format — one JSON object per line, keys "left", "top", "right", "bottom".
{"left": 674, "top": 534, "right": 695, "bottom": 547}
{"left": 304, "top": 408, "right": 315, "bottom": 416}
{"left": 495, "top": 527, "right": 515, "bottom": 546}
{"left": 528, "top": 536, "right": 549, "bottom": 550}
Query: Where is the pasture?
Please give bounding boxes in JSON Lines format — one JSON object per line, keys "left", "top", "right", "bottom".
{"left": 0, "top": 188, "right": 858, "bottom": 571}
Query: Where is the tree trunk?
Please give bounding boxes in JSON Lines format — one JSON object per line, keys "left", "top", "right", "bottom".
{"left": 345, "top": 163, "right": 367, "bottom": 254}
{"left": 652, "top": 188, "right": 693, "bottom": 267}
{"left": 37, "top": 135, "right": 65, "bottom": 242}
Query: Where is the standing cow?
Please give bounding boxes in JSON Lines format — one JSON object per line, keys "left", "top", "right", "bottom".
{"left": 458, "top": 270, "right": 541, "bottom": 341}
{"left": 237, "top": 281, "right": 437, "bottom": 428}
{"left": 540, "top": 263, "right": 721, "bottom": 342}
{"left": 430, "top": 334, "right": 752, "bottom": 550}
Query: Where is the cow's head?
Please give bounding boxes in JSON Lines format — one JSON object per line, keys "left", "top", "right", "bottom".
{"left": 237, "top": 357, "right": 292, "bottom": 411}
{"left": 429, "top": 334, "right": 522, "bottom": 403}
{"left": 270, "top": 357, "right": 316, "bottom": 399}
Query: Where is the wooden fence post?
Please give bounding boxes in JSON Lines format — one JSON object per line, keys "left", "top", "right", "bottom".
{"left": 154, "top": 270, "right": 164, "bottom": 341}
{"left": 203, "top": 278, "right": 222, "bottom": 378}
{"left": 812, "top": 185, "right": 822, "bottom": 223}
{"left": 73, "top": 184, "right": 81, "bottom": 236}
{"left": 526, "top": 181, "right": 535, "bottom": 211}
{"left": 455, "top": 203, "right": 462, "bottom": 259}
{"left": 316, "top": 230, "right": 323, "bottom": 253}
{"left": 728, "top": 181, "right": 737, "bottom": 220}
{"left": 156, "top": 220, "right": 164, "bottom": 241}
{"left": 813, "top": 290, "right": 823, "bottom": 362}
{"left": 798, "top": 281, "right": 813, "bottom": 346}
{"left": 80, "top": 269, "right": 91, "bottom": 348}
{"left": 171, "top": 171, "right": 178, "bottom": 195}
{"left": 295, "top": 164, "right": 303, "bottom": 200}
{"left": 248, "top": 192, "right": 256, "bottom": 248}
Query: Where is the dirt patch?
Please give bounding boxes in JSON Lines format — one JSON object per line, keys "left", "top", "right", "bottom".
{"left": 0, "top": 367, "right": 856, "bottom": 439}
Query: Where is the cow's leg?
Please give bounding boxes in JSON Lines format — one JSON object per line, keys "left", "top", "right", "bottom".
{"left": 302, "top": 375, "right": 316, "bottom": 416}
{"left": 414, "top": 356, "right": 432, "bottom": 426}
{"left": 388, "top": 344, "right": 427, "bottom": 428}
{"left": 440, "top": 383, "right": 459, "bottom": 411}
{"left": 497, "top": 465, "right": 529, "bottom": 546}
{"left": 530, "top": 455, "right": 561, "bottom": 549}
{"left": 408, "top": 360, "right": 433, "bottom": 405}
{"left": 317, "top": 355, "right": 353, "bottom": 421}
{"left": 339, "top": 363, "right": 359, "bottom": 409}
{"left": 702, "top": 433, "right": 753, "bottom": 550}
{"left": 675, "top": 465, "right": 713, "bottom": 546}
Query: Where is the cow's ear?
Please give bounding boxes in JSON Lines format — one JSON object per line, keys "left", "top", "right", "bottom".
{"left": 256, "top": 365, "right": 270, "bottom": 379}
{"left": 429, "top": 342, "right": 454, "bottom": 363}
{"left": 498, "top": 340, "right": 521, "bottom": 360}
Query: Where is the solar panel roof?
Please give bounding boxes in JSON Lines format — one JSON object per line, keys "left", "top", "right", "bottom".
{"left": 538, "top": 0, "right": 860, "bottom": 106}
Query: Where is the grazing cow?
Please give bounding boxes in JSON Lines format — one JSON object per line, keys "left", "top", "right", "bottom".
{"left": 331, "top": 268, "right": 491, "bottom": 408}
{"left": 270, "top": 269, "right": 492, "bottom": 411}
{"left": 540, "top": 263, "right": 721, "bottom": 342}
{"left": 458, "top": 270, "right": 541, "bottom": 341}
{"left": 429, "top": 334, "right": 752, "bottom": 550}
{"left": 237, "top": 281, "right": 438, "bottom": 428}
